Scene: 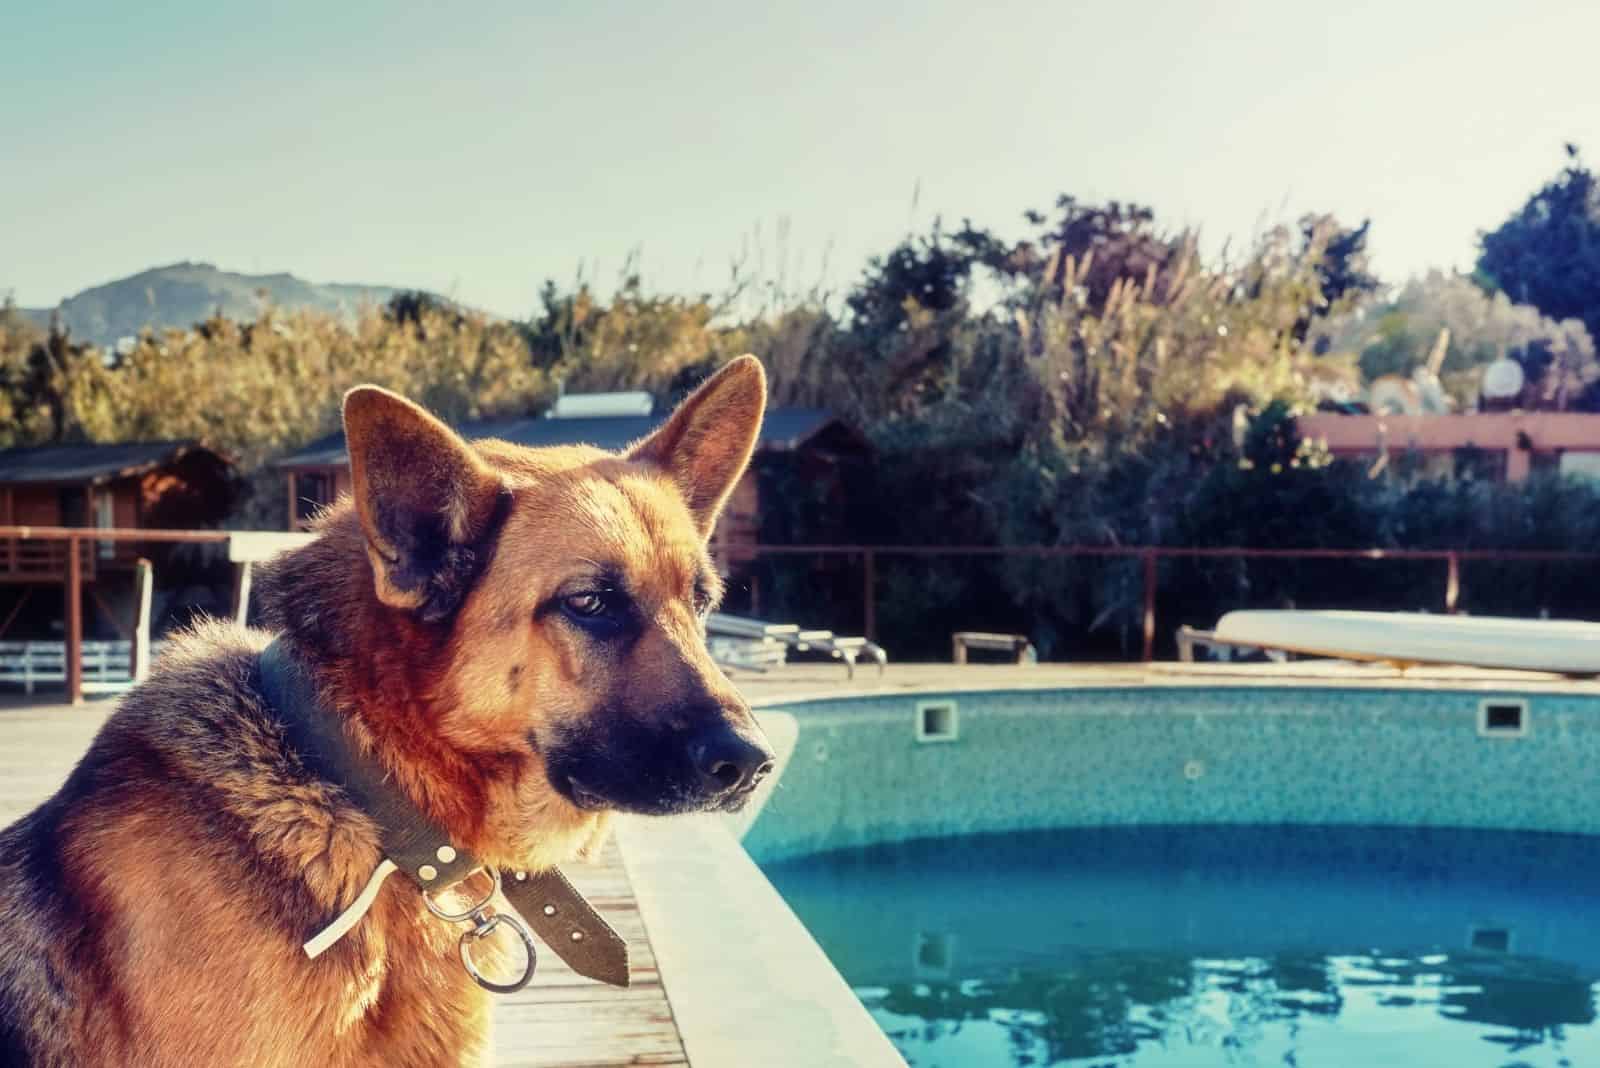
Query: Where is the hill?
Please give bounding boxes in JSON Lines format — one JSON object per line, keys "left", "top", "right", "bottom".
{"left": 19, "top": 262, "right": 427, "bottom": 347}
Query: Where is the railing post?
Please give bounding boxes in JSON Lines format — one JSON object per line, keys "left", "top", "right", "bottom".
{"left": 66, "top": 534, "right": 83, "bottom": 705}
{"left": 1142, "top": 551, "right": 1157, "bottom": 663}
{"left": 132, "top": 558, "right": 153, "bottom": 682}
{"left": 862, "top": 549, "right": 877, "bottom": 642}
{"left": 232, "top": 560, "right": 254, "bottom": 627}
{"left": 1445, "top": 552, "right": 1461, "bottom": 614}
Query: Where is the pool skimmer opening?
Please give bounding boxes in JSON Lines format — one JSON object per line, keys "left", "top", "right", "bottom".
{"left": 916, "top": 700, "right": 959, "bottom": 743}
{"left": 913, "top": 932, "right": 955, "bottom": 978}
{"left": 1469, "top": 925, "right": 1514, "bottom": 953}
{"left": 1477, "top": 698, "right": 1529, "bottom": 739}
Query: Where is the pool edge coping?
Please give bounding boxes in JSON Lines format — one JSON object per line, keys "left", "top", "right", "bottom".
{"left": 741, "top": 667, "right": 1600, "bottom": 711}
{"left": 615, "top": 812, "right": 907, "bottom": 1068}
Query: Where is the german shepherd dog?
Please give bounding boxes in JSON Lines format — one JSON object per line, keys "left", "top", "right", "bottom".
{"left": 0, "top": 356, "right": 776, "bottom": 1066}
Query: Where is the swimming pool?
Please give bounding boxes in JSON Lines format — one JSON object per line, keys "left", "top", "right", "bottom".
{"left": 739, "top": 683, "right": 1600, "bottom": 1067}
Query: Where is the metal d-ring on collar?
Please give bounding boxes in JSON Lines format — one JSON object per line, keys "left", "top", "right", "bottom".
{"left": 423, "top": 868, "right": 538, "bottom": 994}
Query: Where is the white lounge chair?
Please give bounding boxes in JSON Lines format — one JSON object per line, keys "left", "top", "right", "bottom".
{"left": 707, "top": 613, "right": 887, "bottom": 679}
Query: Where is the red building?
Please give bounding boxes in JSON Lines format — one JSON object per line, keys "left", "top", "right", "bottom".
{"left": 0, "top": 442, "right": 234, "bottom": 640}
{"left": 1296, "top": 412, "right": 1600, "bottom": 482}
{"left": 0, "top": 442, "right": 234, "bottom": 581}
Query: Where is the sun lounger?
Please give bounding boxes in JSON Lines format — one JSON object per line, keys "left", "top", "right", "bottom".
{"left": 707, "top": 613, "right": 887, "bottom": 679}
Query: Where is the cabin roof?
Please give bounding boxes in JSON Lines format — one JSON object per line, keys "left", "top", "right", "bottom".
{"left": 0, "top": 441, "right": 212, "bottom": 486}
{"left": 276, "top": 407, "right": 856, "bottom": 469}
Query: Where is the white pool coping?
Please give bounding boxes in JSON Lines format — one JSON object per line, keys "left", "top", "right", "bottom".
{"left": 616, "top": 806, "right": 904, "bottom": 1067}
{"left": 734, "top": 660, "right": 1600, "bottom": 710}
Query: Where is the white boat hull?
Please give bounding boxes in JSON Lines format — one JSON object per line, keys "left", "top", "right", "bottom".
{"left": 1212, "top": 610, "right": 1600, "bottom": 675}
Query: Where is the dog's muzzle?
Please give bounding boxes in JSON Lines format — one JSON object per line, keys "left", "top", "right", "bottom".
{"left": 548, "top": 709, "right": 777, "bottom": 816}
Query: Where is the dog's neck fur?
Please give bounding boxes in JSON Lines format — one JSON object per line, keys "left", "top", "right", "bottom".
{"left": 254, "top": 502, "right": 505, "bottom": 854}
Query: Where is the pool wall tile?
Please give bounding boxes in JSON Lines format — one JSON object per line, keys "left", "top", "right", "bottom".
{"left": 739, "top": 686, "right": 1600, "bottom": 864}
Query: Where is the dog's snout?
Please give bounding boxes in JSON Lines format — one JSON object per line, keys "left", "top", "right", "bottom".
{"left": 688, "top": 724, "right": 775, "bottom": 797}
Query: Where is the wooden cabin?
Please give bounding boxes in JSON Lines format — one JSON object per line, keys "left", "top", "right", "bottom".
{"left": 0, "top": 442, "right": 235, "bottom": 584}
{"left": 276, "top": 406, "right": 869, "bottom": 564}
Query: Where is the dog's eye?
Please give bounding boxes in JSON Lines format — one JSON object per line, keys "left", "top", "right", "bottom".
{"left": 564, "top": 592, "right": 610, "bottom": 618}
{"left": 556, "top": 588, "right": 633, "bottom": 639}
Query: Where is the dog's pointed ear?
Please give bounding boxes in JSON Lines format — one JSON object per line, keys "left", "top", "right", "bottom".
{"left": 628, "top": 355, "right": 767, "bottom": 537}
{"left": 343, "top": 386, "right": 506, "bottom": 621}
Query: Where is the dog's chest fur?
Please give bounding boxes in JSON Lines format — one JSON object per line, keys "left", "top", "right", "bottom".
{"left": 0, "top": 623, "right": 496, "bottom": 1068}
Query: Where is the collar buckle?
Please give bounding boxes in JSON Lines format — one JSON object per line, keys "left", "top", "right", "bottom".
{"left": 422, "top": 866, "right": 500, "bottom": 923}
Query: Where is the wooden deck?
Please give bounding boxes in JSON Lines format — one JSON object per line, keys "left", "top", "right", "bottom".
{"left": 0, "top": 697, "right": 685, "bottom": 1068}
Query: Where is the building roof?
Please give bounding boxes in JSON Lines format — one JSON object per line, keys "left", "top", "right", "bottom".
{"left": 0, "top": 441, "right": 209, "bottom": 486}
{"left": 276, "top": 407, "right": 854, "bottom": 469}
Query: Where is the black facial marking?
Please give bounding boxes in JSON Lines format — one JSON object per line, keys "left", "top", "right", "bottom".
{"left": 543, "top": 699, "right": 770, "bottom": 816}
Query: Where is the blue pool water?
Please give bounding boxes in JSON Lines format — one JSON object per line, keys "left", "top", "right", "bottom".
{"left": 763, "top": 825, "right": 1600, "bottom": 1067}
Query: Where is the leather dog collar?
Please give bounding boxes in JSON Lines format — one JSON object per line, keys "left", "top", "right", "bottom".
{"left": 257, "top": 639, "right": 629, "bottom": 989}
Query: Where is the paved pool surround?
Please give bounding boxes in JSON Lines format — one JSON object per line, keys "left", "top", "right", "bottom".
{"left": 737, "top": 684, "right": 1600, "bottom": 864}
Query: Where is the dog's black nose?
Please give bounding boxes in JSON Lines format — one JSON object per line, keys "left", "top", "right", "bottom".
{"left": 688, "top": 725, "right": 775, "bottom": 796}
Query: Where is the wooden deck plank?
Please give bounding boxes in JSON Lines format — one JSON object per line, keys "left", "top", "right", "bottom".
{"left": 0, "top": 696, "right": 687, "bottom": 1068}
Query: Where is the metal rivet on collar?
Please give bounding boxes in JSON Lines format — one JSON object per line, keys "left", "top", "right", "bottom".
{"left": 514, "top": 871, "right": 528, "bottom": 882}
{"left": 542, "top": 904, "right": 557, "bottom": 916}
{"left": 570, "top": 930, "right": 585, "bottom": 942}
{"left": 419, "top": 864, "right": 438, "bottom": 882}
{"left": 437, "top": 845, "right": 458, "bottom": 863}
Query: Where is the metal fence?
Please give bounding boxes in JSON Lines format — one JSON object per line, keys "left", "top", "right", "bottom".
{"left": 4, "top": 525, "right": 1599, "bottom": 702}
{"left": 732, "top": 544, "right": 1600, "bottom": 661}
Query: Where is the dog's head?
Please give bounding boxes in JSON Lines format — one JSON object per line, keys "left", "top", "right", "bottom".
{"left": 336, "top": 356, "right": 775, "bottom": 867}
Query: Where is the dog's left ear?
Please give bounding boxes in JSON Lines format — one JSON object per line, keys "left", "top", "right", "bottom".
{"left": 343, "top": 386, "right": 506, "bottom": 622}
{"left": 628, "top": 355, "right": 767, "bottom": 537}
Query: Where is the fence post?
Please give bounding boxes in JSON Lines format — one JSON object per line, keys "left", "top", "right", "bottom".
{"left": 1142, "top": 551, "right": 1157, "bottom": 663}
{"left": 1444, "top": 552, "right": 1461, "bottom": 614}
{"left": 862, "top": 549, "right": 877, "bottom": 642}
{"left": 66, "top": 534, "right": 83, "bottom": 705}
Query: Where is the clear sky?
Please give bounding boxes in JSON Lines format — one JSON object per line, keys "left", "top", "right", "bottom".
{"left": 4, "top": 0, "right": 1596, "bottom": 316}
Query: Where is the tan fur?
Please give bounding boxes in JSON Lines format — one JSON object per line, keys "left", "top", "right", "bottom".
{"left": 0, "top": 357, "right": 770, "bottom": 1066}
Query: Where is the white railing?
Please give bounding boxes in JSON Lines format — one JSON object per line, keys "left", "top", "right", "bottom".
{"left": 0, "top": 640, "right": 166, "bottom": 696}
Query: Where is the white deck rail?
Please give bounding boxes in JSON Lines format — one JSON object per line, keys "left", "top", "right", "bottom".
{"left": 0, "top": 640, "right": 165, "bottom": 695}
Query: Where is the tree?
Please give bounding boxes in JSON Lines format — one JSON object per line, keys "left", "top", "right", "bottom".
{"left": 522, "top": 274, "right": 732, "bottom": 394}
{"left": 1297, "top": 215, "right": 1379, "bottom": 344}
{"left": 1310, "top": 270, "right": 1595, "bottom": 405}
{"left": 1477, "top": 145, "right": 1600, "bottom": 344}
{"left": 0, "top": 302, "right": 98, "bottom": 447}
